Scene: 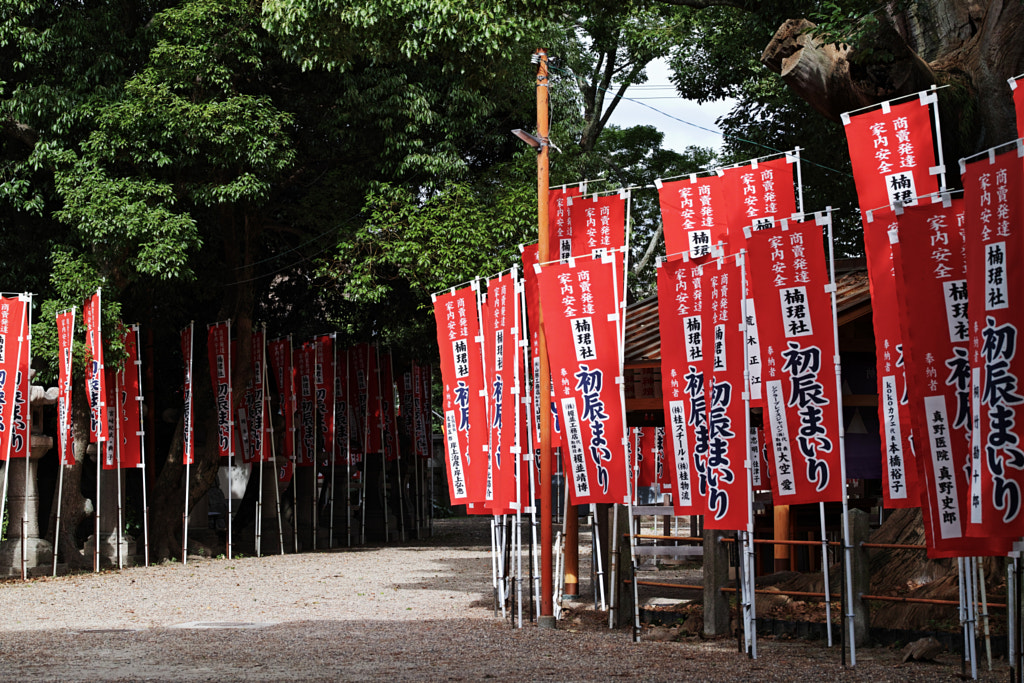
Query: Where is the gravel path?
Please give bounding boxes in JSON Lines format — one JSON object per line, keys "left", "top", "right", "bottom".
{"left": 0, "top": 518, "right": 1010, "bottom": 681}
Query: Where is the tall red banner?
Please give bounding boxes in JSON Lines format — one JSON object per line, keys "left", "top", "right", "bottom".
{"left": 701, "top": 257, "right": 749, "bottom": 530}
{"left": 567, "top": 192, "right": 626, "bottom": 258}
{"left": 314, "top": 334, "right": 335, "bottom": 463}
{"left": 433, "top": 285, "right": 489, "bottom": 506}
{"left": 549, "top": 185, "right": 582, "bottom": 262}
{"left": 747, "top": 217, "right": 844, "bottom": 505}
{"left": 536, "top": 252, "right": 629, "bottom": 506}
{"left": 656, "top": 256, "right": 705, "bottom": 515}
{"left": 181, "top": 322, "right": 194, "bottom": 465}
{"left": 864, "top": 207, "right": 920, "bottom": 508}
{"left": 843, "top": 93, "right": 941, "bottom": 210}
{"left": 657, "top": 173, "right": 728, "bottom": 259}
{"left": 1011, "top": 76, "right": 1024, "bottom": 139}
{"left": 721, "top": 155, "right": 799, "bottom": 237}
{"left": 963, "top": 141, "right": 1024, "bottom": 538}
{"left": 294, "top": 343, "right": 316, "bottom": 467}
{"left": 207, "top": 322, "right": 232, "bottom": 460}
{"left": 520, "top": 243, "right": 561, "bottom": 451}
{"left": 333, "top": 345, "right": 349, "bottom": 465}
{"left": 379, "top": 350, "right": 400, "bottom": 463}
{"left": 1, "top": 302, "right": 29, "bottom": 461}
{"left": 116, "top": 326, "right": 143, "bottom": 469}
{"left": 350, "top": 343, "right": 370, "bottom": 454}
{"left": 102, "top": 367, "right": 118, "bottom": 469}
{"left": 84, "top": 291, "right": 108, "bottom": 446}
{"left": 484, "top": 271, "right": 520, "bottom": 513}
{"left": 249, "top": 329, "right": 271, "bottom": 463}
{"left": 56, "top": 308, "right": 75, "bottom": 466}
{"left": 892, "top": 195, "right": 1009, "bottom": 557}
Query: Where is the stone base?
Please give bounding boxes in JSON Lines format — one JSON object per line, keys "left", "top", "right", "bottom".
{"left": 83, "top": 533, "right": 137, "bottom": 567}
{"left": 0, "top": 537, "right": 54, "bottom": 572}
{"left": 0, "top": 562, "right": 65, "bottom": 579}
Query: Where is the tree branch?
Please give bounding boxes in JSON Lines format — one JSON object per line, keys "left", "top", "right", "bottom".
{"left": 633, "top": 223, "right": 664, "bottom": 276}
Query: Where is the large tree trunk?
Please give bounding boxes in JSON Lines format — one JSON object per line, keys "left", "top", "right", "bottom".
{"left": 762, "top": 1, "right": 1024, "bottom": 151}
{"left": 45, "top": 391, "right": 94, "bottom": 570}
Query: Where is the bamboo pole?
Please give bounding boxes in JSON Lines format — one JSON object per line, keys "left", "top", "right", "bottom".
{"left": 135, "top": 325, "right": 150, "bottom": 567}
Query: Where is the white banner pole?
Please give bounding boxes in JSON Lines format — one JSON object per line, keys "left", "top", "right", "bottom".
{"left": 345, "top": 347, "right": 351, "bottom": 548}
{"left": 182, "top": 320, "right": 193, "bottom": 565}
{"left": 20, "top": 294, "right": 33, "bottom": 580}
{"left": 225, "top": 320, "right": 233, "bottom": 560}
{"left": 134, "top": 325, "right": 150, "bottom": 567}
{"left": 820, "top": 502, "right": 833, "bottom": 646}
{"left": 374, "top": 344, "right": 389, "bottom": 544}
{"left": 53, "top": 308, "right": 75, "bottom": 576}
{"left": 265, "top": 327, "right": 284, "bottom": 555}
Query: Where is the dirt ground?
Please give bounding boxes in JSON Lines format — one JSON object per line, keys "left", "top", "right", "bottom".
{"left": 0, "top": 517, "right": 1012, "bottom": 681}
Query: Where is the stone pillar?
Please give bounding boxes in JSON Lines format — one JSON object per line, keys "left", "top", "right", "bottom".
{"left": 703, "top": 529, "right": 731, "bottom": 636}
{"left": 850, "top": 508, "right": 871, "bottom": 646}
{"left": 0, "top": 433, "right": 55, "bottom": 576}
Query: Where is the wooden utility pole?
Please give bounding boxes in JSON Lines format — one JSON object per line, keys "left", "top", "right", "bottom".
{"left": 534, "top": 48, "right": 556, "bottom": 627}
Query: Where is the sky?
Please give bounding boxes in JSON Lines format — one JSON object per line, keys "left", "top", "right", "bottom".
{"left": 605, "top": 58, "right": 734, "bottom": 154}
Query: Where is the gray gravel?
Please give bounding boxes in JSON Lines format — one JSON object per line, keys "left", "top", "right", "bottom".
{"left": 0, "top": 517, "right": 1010, "bottom": 681}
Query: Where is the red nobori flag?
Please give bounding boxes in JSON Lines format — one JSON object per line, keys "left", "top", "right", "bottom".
{"left": 657, "top": 173, "right": 729, "bottom": 259}
{"left": 56, "top": 308, "right": 75, "bottom": 466}
{"left": 892, "top": 194, "right": 1011, "bottom": 557}
{"left": 102, "top": 367, "right": 118, "bottom": 469}
{"left": 701, "top": 256, "right": 750, "bottom": 530}
{"left": 333, "top": 345, "right": 349, "bottom": 465}
{"left": 314, "top": 334, "right": 335, "bottom": 462}
{"left": 484, "top": 271, "right": 521, "bottom": 513}
{"left": 964, "top": 141, "right": 1024, "bottom": 538}
{"left": 747, "top": 217, "right": 844, "bottom": 505}
{"left": 267, "top": 337, "right": 294, "bottom": 460}
{"left": 653, "top": 427, "right": 673, "bottom": 494}
{"left": 656, "top": 256, "right": 706, "bottom": 515}
{"left": 379, "top": 350, "right": 400, "bottom": 462}
{"left": 0, "top": 300, "right": 29, "bottom": 461}
{"left": 248, "top": 329, "right": 271, "bottom": 463}
{"left": 350, "top": 343, "right": 370, "bottom": 453}
{"left": 84, "top": 291, "right": 107, "bottom": 445}
{"left": 181, "top": 322, "right": 195, "bottom": 465}
{"left": 568, "top": 191, "right": 627, "bottom": 259}
{"left": 433, "top": 285, "right": 489, "bottom": 506}
{"left": 294, "top": 343, "right": 317, "bottom": 467}
{"left": 536, "top": 252, "right": 629, "bottom": 505}
{"left": 207, "top": 321, "right": 233, "bottom": 459}
{"left": 413, "top": 362, "right": 431, "bottom": 459}
{"left": 721, "top": 154, "right": 799, "bottom": 236}
{"left": 520, "top": 243, "right": 562, "bottom": 450}
{"left": 632, "top": 427, "right": 657, "bottom": 489}
{"left": 843, "top": 92, "right": 941, "bottom": 210}
{"left": 116, "top": 326, "right": 143, "bottom": 469}
{"left": 550, "top": 185, "right": 582, "bottom": 262}
{"left": 753, "top": 427, "right": 772, "bottom": 492}
{"left": 864, "top": 207, "right": 921, "bottom": 508}
{"left": 1011, "top": 75, "right": 1024, "bottom": 139}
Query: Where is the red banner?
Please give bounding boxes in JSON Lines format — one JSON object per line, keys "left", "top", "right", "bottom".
{"left": 181, "top": 322, "right": 194, "bottom": 465}
{"left": 656, "top": 256, "right": 705, "bottom": 515}
{"left": 294, "top": 342, "right": 316, "bottom": 467}
{"left": 433, "top": 285, "right": 489, "bottom": 506}
{"left": 536, "top": 252, "right": 629, "bottom": 505}
{"left": 7, "top": 308, "right": 29, "bottom": 460}
{"left": 701, "top": 257, "right": 750, "bottom": 530}
{"left": 84, "top": 291, "right": 107, "bottom": 446}
{"left": 268, "top": 337, "right": 295, "bottom": 462}
{"left": 520, "top": 243, "right": 561, "bottom": 451}
{"left": 484, "top": 271, "right": 521, "bottom": 513}
{"left": 413, "top": 362, "right": 431, "bottom": 459}
{"left": 631, "top": 427, "right": 656, "bottom": 489}
{"left": 207, "top": 321, "right": 232, "bottom": 460}
{"left": 964, "top": 141, "right": 1024, "bottom": 538}
{"left": 721, "top": 155, "right": 798, "bottom": 237}
{"left": 657, "top": 173, "right": 728, "bottom": 259}
{"left": 333, "top": 345, "right": 349, "bottom": 465}
{"left": 350, "top": 343, "right": 370, "bottom": 454}
{"left": 102, "top": 367, "right": 117, "bottom": 469}
{"left": 247, "top": 329, "right": 271, "bottom": 463}
{"left": 314, "top": 334, "right": 335, "bottom": 463}
{"left": 863, "top": 207, "right": 920, "bottom": 508}
{"left": 549, "top": 185, "right": 582, "bottom": 262}
{"left": 56, "top": 308, "right": 75, "bottom": 466}
{"left": 115, "top": 326, "right": 143, "bottom": 469}
{"left": 747, "top": 217, "right": 844, "bottom": 505}
{"left": 843, "top": 94, "right": 940, "bottom": 210}
{"left": 1012, "top": 76, "right": 1024, "bottom": 139}
{"left": 567, "top": 192, "right": 626, "bottom": 258}
{"left": 892, "top": 194, "right": 1010, "bottom": 557}
{"left": 379, "top": 349, "right": 400, "bottom": 463}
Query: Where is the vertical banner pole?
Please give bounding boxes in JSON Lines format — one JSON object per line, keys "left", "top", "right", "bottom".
{"left": 739, "top": 254, "right": 757, "bottom": 659}
{"left": 592, "top": 503, "right": 606, "bottom": 610}
{"left": 134, "top": 325, "right": 150, "bottom": 567}
{"left": 264, "top": 328, "right": 285, "bottom": 555}
{"left": 182, "top": 320, "right": 193, "bottom": 565}
{"left": 819, "top": 501, "right": 833, "bottom": 646}
{"left": 21, "top": 295, "right": 33, "bottom": 580}
{"left": 53, "top": 308, "right": 75, "bottom": 576}
{"left": 823, "top": 209, "right": 856, "bottom": 666}
{"left": 794, "top": 147, "right": 805, "bottom": 216}
{"left": 226, "top": 320, "right": 234, "bottom": 560}
{"left": 114, "top": 363, "right": 123, "bottom": 570}
{"left": 329, "top": 334, "right": 337, "bottom": 549}
{"left": 1008, "top": 558, "right": 1016, "bottom": 682}
{"left": 287, "top": 335, "right": 299, "bottom": 552}
{"left": 389, "top": 352, "right": 406, "bottom": 542}
{"left": 513, "top": 274, "right": 525, "bottom": 627}
{"left": 375, "top": 345, "right": 389, "bottom": 543}
{"left": 94, "top": 288, "right": 103, "bottom": 573}
{"left": 959, "top": 557, "right": 969, "bottom": 677}
{"left": 345, "top": 348, "right": 352, "bottom": 548}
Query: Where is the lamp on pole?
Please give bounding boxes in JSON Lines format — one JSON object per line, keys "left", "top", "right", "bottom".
{"left": 514, "top": 47, "right": 555, "bottom": 628}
